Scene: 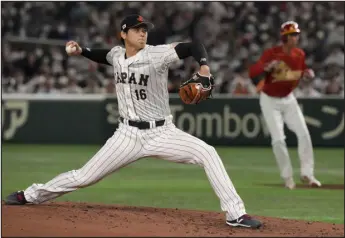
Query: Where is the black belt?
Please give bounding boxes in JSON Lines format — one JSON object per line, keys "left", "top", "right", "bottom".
{"left": 119, "top": 117, "right": 165, "bottom": 130}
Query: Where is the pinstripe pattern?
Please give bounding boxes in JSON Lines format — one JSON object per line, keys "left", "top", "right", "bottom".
{"left": 23, "top": 43, "right": 247, "bottom": 221}
{"left": 141, "top": 122, "right": 246, "bottom": 220}
{"left": 24, "top": 124, "right": 143, "bottom": 204}
{"left": 105, "top": 44, "right": 179, "bottom": 121}
{"left": 23, "top": 119, "right": 246, "bottom": 220}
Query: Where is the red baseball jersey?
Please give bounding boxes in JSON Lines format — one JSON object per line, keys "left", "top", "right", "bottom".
{"left": 249, "top": 45, "right": 308, "bottom": 97}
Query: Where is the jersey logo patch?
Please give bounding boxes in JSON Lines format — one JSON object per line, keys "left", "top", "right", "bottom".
{"left": 271, "top": 61, "right": 302, "bottom": 82}
{"left": 115, "top": 72, "right": 149, "bottom": 86}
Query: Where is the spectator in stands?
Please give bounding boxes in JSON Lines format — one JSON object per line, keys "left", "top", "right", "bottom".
{"left": 34, "top": 76, "right": 60, "bottom": 94}
{"left": 62, "top": 77, "right": 83, "bottom": 94}
{"left": 83, "top": 77, "right": 103, "bottom": 94}
{"left": 1, "top": 2, "right": 344, "bottom": 97}
{"left": 294, "top": 79, "right": 322, "bottom": 98}
{"left": 103, "top": 79, "right": 116, "bottom": 95}
{"left": 228, "top": 66, "right": 257, "bottom": 95}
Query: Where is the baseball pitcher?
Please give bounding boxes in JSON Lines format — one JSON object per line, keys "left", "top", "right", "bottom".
{"left": 249, "top": 21, "right": 322, "bottom": 189}
{"left": 5, "top": 15, "right": 261, "bottom": 229}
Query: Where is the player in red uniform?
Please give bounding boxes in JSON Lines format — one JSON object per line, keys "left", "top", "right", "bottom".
{"left": 249, "top": 21, "right": 321, "bottom": 189}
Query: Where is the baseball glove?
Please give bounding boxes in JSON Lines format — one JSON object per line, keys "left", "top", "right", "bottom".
{"left": 179, "top": 73, "right": 215, "bottom": 104}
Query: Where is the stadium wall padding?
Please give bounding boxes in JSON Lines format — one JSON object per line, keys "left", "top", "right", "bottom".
{"left": 2, "top": 97, "right": 343, "bottom": 147}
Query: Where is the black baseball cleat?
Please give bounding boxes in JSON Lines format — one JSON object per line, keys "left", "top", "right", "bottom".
{"left": 4, "top": 191, "right": 28, "bottom": 205}
{"left": 226, "top": 214, "right": 262, "bottom": 228}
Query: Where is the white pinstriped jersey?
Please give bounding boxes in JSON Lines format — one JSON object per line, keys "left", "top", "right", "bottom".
{"left": 106, "top": 44, "right": 180, "bottom": 121}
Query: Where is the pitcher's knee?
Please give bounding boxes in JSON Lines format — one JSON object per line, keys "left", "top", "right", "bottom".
{"left": 199, "top": 143, "right": 217, "bottom": 156}
{"left": 196, "top": 145, "right": 219, "bottom": 164}
{"left": 207, "top": 145, "right": 218, "bottom": 156}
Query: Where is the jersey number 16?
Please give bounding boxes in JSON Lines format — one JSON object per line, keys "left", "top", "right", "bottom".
{"left": 135, "top": 89, "right": 147, "bottom": 100}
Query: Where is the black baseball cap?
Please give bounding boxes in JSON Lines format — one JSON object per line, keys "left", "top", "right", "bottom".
{"left": 120, "top": 14, "right": 154, "bottom": 32}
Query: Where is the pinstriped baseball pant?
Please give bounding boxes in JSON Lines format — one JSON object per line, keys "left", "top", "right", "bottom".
{"left": 24, "top": 117, "right": 246, "bottom": 220}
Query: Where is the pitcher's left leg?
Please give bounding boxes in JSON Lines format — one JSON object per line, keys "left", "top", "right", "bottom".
{"left": 283, "top": 97, "right": 321, "bottom": 186}
{"left": 142, "top": 124, "right": 261, "bottom": 228}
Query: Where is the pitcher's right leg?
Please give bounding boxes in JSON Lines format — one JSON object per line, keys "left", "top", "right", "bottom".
{"left": 5, "top": 124, "right": 143, "bottom": 205}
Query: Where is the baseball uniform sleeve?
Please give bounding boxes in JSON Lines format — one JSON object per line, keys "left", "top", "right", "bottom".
{"left": 249, "top": 49, "right": 274, "bottom": 79}
{"left": 81, "top": 48, "right": 112, "bottom": 66}
{"left": 248, "top": 49, "right": 274, "bottom": 85}
{"left": 106, "top": 46, "right": 123, "bottom": 66}
{"left": 148, "top": 44, "right": 180, "bottom": 74}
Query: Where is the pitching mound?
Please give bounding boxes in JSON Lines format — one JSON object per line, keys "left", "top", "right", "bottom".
{"left": 262, "top": 184, "right": 344, "bottom": 190}
{"left": 2, "top": 202, "right": 344, "bottom": 237}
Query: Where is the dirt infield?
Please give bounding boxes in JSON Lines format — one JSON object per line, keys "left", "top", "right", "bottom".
{"left": 2, "top": 202, "right": 344, "bottom": 237}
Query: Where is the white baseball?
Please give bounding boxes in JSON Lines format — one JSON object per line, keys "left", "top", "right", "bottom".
{"left": 65, "top": 44, "right": 77, "bottom": 54}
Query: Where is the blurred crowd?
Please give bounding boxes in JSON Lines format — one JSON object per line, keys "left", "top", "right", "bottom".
{"left": 2, "top": 2, "right": 344, "bottom": 97}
